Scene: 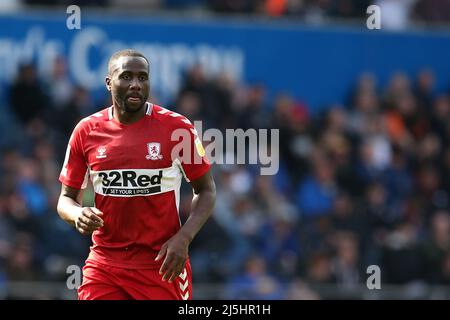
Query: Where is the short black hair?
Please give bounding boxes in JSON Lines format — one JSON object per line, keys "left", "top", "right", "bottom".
{"left": 108, "top": 49, "right": 149, "bottom": 75}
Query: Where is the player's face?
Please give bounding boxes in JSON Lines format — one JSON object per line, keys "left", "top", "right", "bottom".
{"left": 108, "top": 56, "right": 150, "bottom": 113}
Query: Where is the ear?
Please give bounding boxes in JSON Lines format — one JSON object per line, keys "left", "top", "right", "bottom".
{"left": 105, "top": 76, "right": 111, "bottom": 91}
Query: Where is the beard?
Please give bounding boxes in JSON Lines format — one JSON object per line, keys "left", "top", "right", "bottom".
{"left": 123, "top": 99, "right": 145, "bottom": 113}
{"left": 115, "top": 93, "right": 148, "bottom": 114}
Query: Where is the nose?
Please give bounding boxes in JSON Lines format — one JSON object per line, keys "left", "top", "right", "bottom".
{"left": 130, "top": 77, "right": 141, "bottom": 91}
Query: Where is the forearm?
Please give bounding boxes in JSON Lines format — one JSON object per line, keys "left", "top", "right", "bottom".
{"left": 57, "top": 195, "right": 83, "bottom": 227}
{"left": 178, "top": 188, "right": 216, "bottom": 244}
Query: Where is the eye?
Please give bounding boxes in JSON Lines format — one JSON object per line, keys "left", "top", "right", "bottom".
{"left": 121, "top": 74, "right": 130, "bottom": 80}
{"left": 139, "top": 75, "right": 148, "bottom": 81}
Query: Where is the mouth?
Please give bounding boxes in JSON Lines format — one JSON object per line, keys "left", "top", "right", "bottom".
{"left": 126, "top": 95, "right": 142, "bottom": 103}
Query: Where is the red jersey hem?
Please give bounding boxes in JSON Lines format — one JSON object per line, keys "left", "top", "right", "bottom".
{"left": 87, "top": 251, "right": 162, "bottom": 269}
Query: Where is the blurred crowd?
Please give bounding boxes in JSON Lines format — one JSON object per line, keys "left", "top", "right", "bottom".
{"left": 2, "top": 0, "right": 449, "bottom": 28}
{"left": 0, "top": 53, "right": 449, "bottom": 299}
{"left": 180, "top": 66, "right": 450, "bottom": 299}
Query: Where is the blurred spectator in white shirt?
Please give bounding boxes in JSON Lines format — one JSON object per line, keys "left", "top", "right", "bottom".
{"left": 0, "top": 0, "right": 22, "bottom": 12}
{"left": 375, "top": 0, "right": 418, "bottom": 30}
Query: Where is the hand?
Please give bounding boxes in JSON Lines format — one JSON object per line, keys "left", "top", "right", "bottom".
{"left": 155, "top": 232, "right": 190, "bottom": 283}
{"left": 74, "top": 207, "right": 104, "bottom": 235}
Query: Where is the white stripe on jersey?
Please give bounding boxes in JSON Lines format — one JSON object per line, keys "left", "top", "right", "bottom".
{"left": 61, "top": 145, "right": 71, "bottom": 178}
{"left": 157, "top": 108, "right": 169, "bottom": 114}
{"left": 146, "top": 102, "right": 153, "bottom": 115}
{"left": 108, "top": 107, "right": 113, "bottom": 120}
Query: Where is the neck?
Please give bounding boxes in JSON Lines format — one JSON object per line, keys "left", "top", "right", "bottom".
{"left": 113, "top": 103, "right": 147, "bottom": 125}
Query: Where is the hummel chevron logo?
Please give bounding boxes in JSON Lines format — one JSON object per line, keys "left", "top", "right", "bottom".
{"left": 181, "top": 291, "right": 189, "bottom": 300}
{"left": 179, "top": 268, "right": 187, "bottom": 281}
{"left": 179, "top": 279, "right": 189, "bottom": 292}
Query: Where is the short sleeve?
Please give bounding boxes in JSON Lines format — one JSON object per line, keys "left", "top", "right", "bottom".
{"left": 175, "top": 118, "right": 211, "bottom": 182}
{"left": 59, "top": 122, "right": 89, "bottom": 189}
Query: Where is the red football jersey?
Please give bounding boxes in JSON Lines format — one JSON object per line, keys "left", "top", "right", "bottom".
{"left": 59, "top": 102, "right": 211, "bottom": 268}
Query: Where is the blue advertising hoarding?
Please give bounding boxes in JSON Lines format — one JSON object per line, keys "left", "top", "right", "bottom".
{"left": 0, "top": 10, "right": 449, "bottom": 113}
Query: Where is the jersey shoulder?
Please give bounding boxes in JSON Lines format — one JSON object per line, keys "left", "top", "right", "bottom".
{"left": 152, "top": 104, "right": 195, "bottom": 130}
{"left": 70, "top": 107, "right": 110, "bottom": 141}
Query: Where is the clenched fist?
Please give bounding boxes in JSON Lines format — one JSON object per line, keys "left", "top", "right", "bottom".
{"left": 74, "top": 207, "right": 104, "bottom": 235}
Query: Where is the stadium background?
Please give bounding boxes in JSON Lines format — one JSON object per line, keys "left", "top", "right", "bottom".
{"left": 0, "top": 0, "right": 450, "bottom": 300}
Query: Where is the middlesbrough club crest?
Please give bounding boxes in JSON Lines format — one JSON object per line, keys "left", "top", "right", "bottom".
{"left": 146, "top": 142, "right": 163, "bottom": 160}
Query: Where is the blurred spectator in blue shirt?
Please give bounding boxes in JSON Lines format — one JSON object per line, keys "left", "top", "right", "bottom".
{"left": 225, "top": 254, "right": 284, "bottom": 300}
{"left": 296, "top": 151, "right": 337, "bottom": 218}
